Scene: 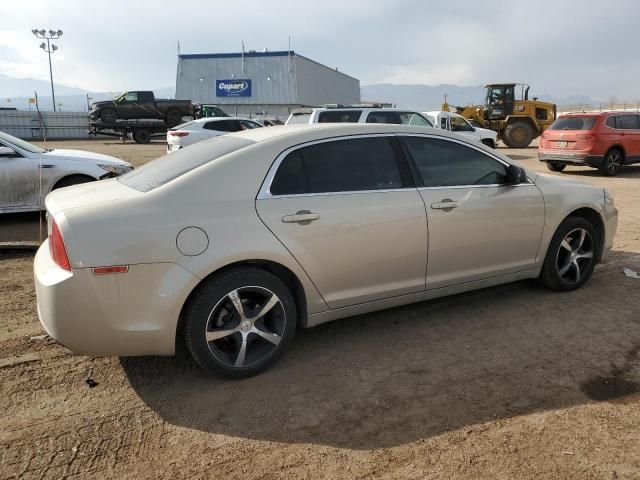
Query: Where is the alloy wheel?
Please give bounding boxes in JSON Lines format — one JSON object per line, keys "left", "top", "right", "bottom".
{"left": 205, "top": 286, "right": 286, "bottom": 368}
{"left": 605, "top": 150, "right": 622, "bottom": 174}
{"left": 555, "top": 228, "right": 594, "bottom": 284}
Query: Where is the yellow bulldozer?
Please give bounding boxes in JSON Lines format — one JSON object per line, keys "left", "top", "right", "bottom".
{"left": 443, "top": 83, "right": 556, "bottom": 148}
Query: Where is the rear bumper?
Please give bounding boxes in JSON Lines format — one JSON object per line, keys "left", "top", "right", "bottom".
{"left": 538, "top": 151, "right": 604, "bottom": 168}
{"left": 34, "top": 240, "right": 200, "bottom": 356}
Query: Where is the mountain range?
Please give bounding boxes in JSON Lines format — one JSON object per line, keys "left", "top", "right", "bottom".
{"left": 1, "top": 74, "right": 600, "bottom": 112}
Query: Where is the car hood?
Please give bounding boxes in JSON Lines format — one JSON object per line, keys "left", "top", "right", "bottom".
{"left": 43, "top": 149, "right": 131, "bottom": 167}
{"left": 475, "top": 126, "right": 498, "bottom": 139}
{"left": 91, "top": 100, "right": 116, "bottom": 109}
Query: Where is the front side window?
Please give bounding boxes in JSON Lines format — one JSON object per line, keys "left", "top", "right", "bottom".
{"left": 240, "top": 120, "right": 261, "bottom": 130}
{"left": 270, "top": 137, "right": 403, "bottom": 195}
{"left": 616, "top": 115, "right": 640, "bottom": 130}
{"left": 317, "top": 110, "right": 362, "bottom": 123}
{"left": 398, "top": 112, "right": 433, "bottom": 127}
{"left": 450, "top": 116, "right": 474, "bottom": 132}
{"left": 124, "top": 92, "right": 138, "bottom": 102}
{"left": 402, "top": 136, "right": 507, "bottom": 187}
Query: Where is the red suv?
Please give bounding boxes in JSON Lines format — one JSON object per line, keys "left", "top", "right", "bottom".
{"left": 539, "top": 112, "right": 640, "bottom": 176}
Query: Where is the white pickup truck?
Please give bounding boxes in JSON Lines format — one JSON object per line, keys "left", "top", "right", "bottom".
{"left": 424, "top": 111, "right": 497, "bottom": 148}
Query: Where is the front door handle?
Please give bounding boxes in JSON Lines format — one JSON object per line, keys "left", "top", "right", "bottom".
{"left": 282, "top": 210, "right": 320, "bottom": 223}
{"left": 431, "top": 199, "right": 459, "bottom": 211}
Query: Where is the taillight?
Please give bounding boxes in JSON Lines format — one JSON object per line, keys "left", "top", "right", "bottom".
{"left": 50, "top": 219, "right": 71, "bottom": 271}
{"left": 169, "top": 131, "right": 189, "bottom": 137}
{"left": 576, "top": 134, "right": 594, "bottom": 141}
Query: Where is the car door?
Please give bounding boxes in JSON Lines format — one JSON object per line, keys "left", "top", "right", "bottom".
{"left": 0, "top": 145, "right": 38, "bottom": 210}
{"left": 616, "top": 114, "right": 640, "bottom": 160}
{"left": 400, "top": 135, "right": 545, "bottom": 289}
{"left": 256, "top": 135, "right": 428, "bottom": 309}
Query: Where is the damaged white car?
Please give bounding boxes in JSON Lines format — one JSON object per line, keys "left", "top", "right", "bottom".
{"left": 0, "top": 130, "right": 133, "bottom": 214}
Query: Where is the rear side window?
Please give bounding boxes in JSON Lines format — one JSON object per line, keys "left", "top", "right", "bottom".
{"left": 550, "top": 117, "right": 597, "bottom": 130}
{"left": 270, "top": 137, "right": 402, "bottom": 195}
{"left": 399, "top": 112, "right": 433, "bottom": 127}
{"left": 402, "top": 136, "right": 507, "bottom": 187}
{"left": 616, "top": 115, "right": 640, "bottom": 129}
{"left": 204, "top": 120, "right": 241, "bottom": 132}
{"left": 317, "top": 110, "right": 362, "bottom": 123}
{"left": 605, "top": 116, "right": 616, "bottom": 128}
{"left": 119, "top": 136, "right": 254, "bottom": 192}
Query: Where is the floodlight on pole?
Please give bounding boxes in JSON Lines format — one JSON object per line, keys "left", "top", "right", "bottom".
{"left": 32, "top": 28, "right": 63, "bottom": 112}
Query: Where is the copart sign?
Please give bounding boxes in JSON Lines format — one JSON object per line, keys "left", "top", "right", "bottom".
{"left": 216, "top": 79, "right": 252, "bottom": 97}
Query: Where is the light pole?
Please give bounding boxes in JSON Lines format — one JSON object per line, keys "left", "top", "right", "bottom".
{"left": 32, "top": 28, "right": 63, "bottom": 112}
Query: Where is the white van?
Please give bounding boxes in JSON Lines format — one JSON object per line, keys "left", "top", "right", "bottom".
{"left": 424, "top": 111, "right": 497, "bottom": 148}
{"left": 286, "top": 107, "right": 434, "bottom": 127}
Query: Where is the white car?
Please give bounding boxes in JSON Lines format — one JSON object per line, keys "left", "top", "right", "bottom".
{"left": 34, "top": 124, "right": 617, "bottom": 377}
{"left": 0, "top": 130, "right": 133, "bottom": 214}
{"left": 167, "top": 117, "right": 263, "bottom": 152}
{"left": 424, "top": 111, "right": 498, "bottom": 148}
{"left": 286, "top": 107, "right": 434, "bottom": 127}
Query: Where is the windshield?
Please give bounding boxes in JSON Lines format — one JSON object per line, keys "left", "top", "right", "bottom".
{"left": 119, "top": 135, "right": 254, "bottom": 192}
{"left": 287, "top": 113, "right": 311, "bottom": 125}
{"left": 550, "top": 116, "right": 597, "bottom": 130}
{"left": 0, "top": 130, "right": 46, "bottom": 154}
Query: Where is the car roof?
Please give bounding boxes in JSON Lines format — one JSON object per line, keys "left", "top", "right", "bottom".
{"left": 559, "top": 111, "right": 638, "bottom": 117}
{"left": 223, "top": 123, "right": 501, "bottom": 152}
{"left": 190, "top": 116, "right": 257, "bottom": 123}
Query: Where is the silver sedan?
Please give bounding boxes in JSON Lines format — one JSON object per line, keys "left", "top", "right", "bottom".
{"left": 34, "top": 124, "right": 618, "bottom": 377}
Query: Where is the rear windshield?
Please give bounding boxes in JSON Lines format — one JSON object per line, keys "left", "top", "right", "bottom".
{"left": 119, "top": 136, "right": 254, "bottom": 192}
{"left": 287, "top": 113, "right": 311, "bottom": 125}
{"left": 550, "top": 116, "right": 597, "bottom": 130}
{"left": 170, "top": 120, "right": 197, "bottom": 130}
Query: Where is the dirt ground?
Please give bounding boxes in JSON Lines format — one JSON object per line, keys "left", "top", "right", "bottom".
{"left": 1, "top": 139, "right": 639, "bottom": 480}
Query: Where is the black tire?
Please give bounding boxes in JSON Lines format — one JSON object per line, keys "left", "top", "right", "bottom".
{"left": 598, "top": 148, "right": 624, "bottom": 176}
{"left": 52, "top": 175, "right": 94, "bottom": 190}
{"left": 184, "top": 267, "right": 297, "bottom": 378}
{"left": 481, "top": 139, "right": 495, "bottom": 149}
{"left": 132, "top": 129, "right": 151, "bottom": 144}
{"left": 547, "top": 162, "right": 567, "bottom": 172}
{"left": 502, "top": 121, "right": 535, "bottom": 148}
{"left": 100, "top": 108, "right": 117, "bottom": 124}
{"left": 165, "top": 109, "right": 182, "bottom": 125}
{"left": 539, "top": 216, "right": 599, "bottom": 291}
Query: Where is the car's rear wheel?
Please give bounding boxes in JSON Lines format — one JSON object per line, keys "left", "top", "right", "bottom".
{"left": 184, "top": 267, "right": 297, "bottom": 378}
{"left": 100, "top": 108, "right": 117, "bottom": 124}
{"left": 547, "top": 161, "right": 566, "bottom": 172}
{"left": 539, "top": 217, "right": 598, "bottom": 291}
{"left": 598, "top": 148, "right": 623, "bottom": 176}
{"left": 132, "top": 129, "right": 151, "bottom": 144}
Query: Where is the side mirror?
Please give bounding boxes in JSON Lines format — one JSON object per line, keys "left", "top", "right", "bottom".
{"left": 0, "top": 146, "right": 17, "bottom": 157}
{"left": 506, "top": 164, "right": 527, "bottom": 185}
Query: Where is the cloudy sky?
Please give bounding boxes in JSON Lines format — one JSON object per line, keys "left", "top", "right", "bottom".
{"left": 1, "top": 0, "right": 638, "bottom": 99}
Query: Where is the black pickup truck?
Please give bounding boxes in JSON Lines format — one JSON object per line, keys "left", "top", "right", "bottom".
{"left": 89, "top": 91, "right": 193, "bottom": 125}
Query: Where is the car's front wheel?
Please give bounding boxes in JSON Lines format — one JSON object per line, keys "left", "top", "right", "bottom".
{"left": 184, "top": 267, "right": 297, "bottom": 378}
{"left": 539, "top": 217, "right": 598, "bottom": 291}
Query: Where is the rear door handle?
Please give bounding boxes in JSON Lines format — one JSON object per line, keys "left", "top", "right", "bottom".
{"left": 431, "top": 199, "right": 459, "bottom": 210}
{"left": 282, "top": 210, "right": 320, "bottom": 223}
